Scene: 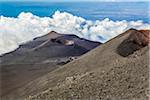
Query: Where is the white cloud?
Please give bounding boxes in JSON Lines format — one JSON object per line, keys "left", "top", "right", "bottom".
{"left": 0, "top": 11, "right": 150, "bottom": 55}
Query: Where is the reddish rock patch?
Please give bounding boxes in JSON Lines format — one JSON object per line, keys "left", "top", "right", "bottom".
{"left": 138, "top": 30, "right": 150, "bottom": 46}
{"left": 128, "top": 30, "right": 150, "bottom": 46}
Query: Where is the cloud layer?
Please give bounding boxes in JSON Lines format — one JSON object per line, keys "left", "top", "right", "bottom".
{"left": 0, "top": 11, "right": 150, "bottom": 55}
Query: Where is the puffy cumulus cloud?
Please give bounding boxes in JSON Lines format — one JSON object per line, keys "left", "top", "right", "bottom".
{"left": 0, "top": 11, "right": 150, "bottom": 55}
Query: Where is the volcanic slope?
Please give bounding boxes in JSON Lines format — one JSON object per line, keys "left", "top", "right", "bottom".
{"left": 24, "top": 29, "right": 149, "bottom": 100}
{"left": 0, "top": 31, "right": 100, "bottom": 100}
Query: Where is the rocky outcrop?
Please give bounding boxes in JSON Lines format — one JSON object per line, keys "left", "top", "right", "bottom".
{"left": 117, "top": 29, "right": 150, "bottom": 57}
{"left": 139, "top": 30, "right": 150, "bottom": 46}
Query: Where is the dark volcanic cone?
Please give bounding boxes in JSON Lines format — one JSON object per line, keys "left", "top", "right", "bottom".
{"left": 1, "top": 31, "right": 100, "bottom": 64}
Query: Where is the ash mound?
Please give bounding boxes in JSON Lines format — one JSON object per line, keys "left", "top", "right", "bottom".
{"left": 23, "top": 29, "right": 149, "bottom": 100}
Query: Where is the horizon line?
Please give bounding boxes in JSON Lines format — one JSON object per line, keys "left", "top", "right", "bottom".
{"left": 0, "top": 0, "right": 149, "bottom": 2}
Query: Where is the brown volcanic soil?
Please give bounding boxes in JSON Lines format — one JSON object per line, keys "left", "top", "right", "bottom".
{"left": 23, "top": 29, "right": 149, "bottom": 100}
{"left": 0, "top": 31, "right": 100, "bottom": 100}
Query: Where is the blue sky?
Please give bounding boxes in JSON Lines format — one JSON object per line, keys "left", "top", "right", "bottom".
{"left": 0, "top": 0, "right": 149, "bottom": 2}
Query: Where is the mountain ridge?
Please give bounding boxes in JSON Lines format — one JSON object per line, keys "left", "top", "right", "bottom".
{"left": 24, "top": 29, "right": 149, "bottom": 100}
